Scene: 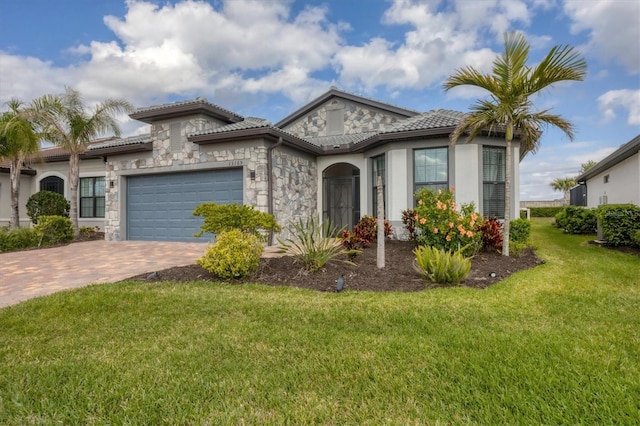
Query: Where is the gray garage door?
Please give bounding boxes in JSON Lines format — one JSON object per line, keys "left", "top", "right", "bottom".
{"left": 127, "top": 168, "right": 243, "bottom": 241}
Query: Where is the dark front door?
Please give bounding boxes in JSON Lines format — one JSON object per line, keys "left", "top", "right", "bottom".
{"left": 323, "top": 164, "right": 360, "bottom": 231}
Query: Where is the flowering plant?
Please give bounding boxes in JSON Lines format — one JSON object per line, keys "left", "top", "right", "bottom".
{"left": 413, "top": 188, "right": 482, "bottom": 256}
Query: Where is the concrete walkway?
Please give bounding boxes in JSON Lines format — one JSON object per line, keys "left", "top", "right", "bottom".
{"left": 0, "top": 241, "right": 281, "bottom": 308}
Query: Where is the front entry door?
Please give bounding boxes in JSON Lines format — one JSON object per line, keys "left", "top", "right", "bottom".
{"left": 323, "top": 164, "right": 360, "bottom": 231}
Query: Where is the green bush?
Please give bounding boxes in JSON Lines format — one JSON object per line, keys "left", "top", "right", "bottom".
{"left": 413, "top": 188, "right": 482, "bottom": 256}
{"left": 529, "top": 207, "right": 564, "bottom": 217}
{"left": 596, "top": 204, "right": 640, "bottom": 246}
{"left": 413, "top": 245, "right": 471, "bottom": 285}
{"left": 197, "top": 229, "right": 263, "bottom": 279}
{"left": 632, "top": 230, "right": 640, "bottom": 248}
{"left": 554, "top": 206, "right": 597, "bottom": 234}
{"left": 509, "top": 218, "right": 531, "bottom": 244}
{"left": 34, "top": 215, "right": 74, "bottom": 247}
{"left": 193, "top": 202, "right": 280, "bottom": 241}
{"left": 26, "top": 191, "right": 70, "bottom": 224}
{"left": 0, "top": 226, "right": 40, "bottom": 252}
{"left": 278, "top": 217, "right": 356, "bottom": 272}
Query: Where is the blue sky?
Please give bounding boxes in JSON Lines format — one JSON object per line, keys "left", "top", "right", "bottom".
{"left": 1, "top": 0, "right": 638, "bottom": 200}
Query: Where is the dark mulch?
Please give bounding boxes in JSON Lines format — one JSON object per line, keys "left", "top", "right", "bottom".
{"left": 125, "top": 240, "right": 545, "bottom": 292}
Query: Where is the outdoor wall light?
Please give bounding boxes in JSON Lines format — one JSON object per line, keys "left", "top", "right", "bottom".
{"left": 109, "top": 180, "right": 115, "bottom": 188}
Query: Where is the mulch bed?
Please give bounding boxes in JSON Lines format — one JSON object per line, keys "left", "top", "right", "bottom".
{"left": 125, "top": 240, "right": 545, "bottom": 292}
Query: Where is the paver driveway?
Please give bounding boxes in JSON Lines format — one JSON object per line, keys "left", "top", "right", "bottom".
{"left": 0, "top": 240, "right": 209, "bottom": 308}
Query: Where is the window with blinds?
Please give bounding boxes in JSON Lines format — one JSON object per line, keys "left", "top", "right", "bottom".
{"left": 482, "top": 146, "right": 506, "bottom": 218}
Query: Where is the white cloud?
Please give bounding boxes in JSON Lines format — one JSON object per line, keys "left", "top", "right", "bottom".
{"left": 564, "top": 0, "right": 640, "bottom": 74}
{"left": 598, "top": 89, "right": 640, "bottom": 125}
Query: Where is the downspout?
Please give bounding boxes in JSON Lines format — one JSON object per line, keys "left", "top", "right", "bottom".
{"left": 267, "top": 136, "right": 284, "bottom": 245}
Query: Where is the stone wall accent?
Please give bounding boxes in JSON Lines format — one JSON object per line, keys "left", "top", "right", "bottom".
{"left": 271, "top": 148, "right": 318, "bottom": 239}
{"left": 104, "top": 116, "right": 318, "bottom": 242}
{"left": 284, "top": 99, "right": 403, "bottom": 138}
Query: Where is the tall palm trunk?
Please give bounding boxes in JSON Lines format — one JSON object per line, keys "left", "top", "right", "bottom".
{"left": 9, "top": 156, "right": 22, "bottom": 229}
{"left": 503, "top": 123, "right": 513, "bottom": 257}
{"left": 69, "top": 152, "right": 80, "bottom": 237}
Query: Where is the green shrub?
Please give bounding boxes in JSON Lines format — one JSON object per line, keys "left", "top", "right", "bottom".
{"left": 529, "top": 206, "right": 564, "bottom": 217}
{"left": 193, "top": 202, "right": 280, "bottom": 241}
{"left": 197, "top": 229, "right": 263, "bottom": 279}
{"left": 509, "top": 218, "right": 531, "bottom": 244}
{"left": 554, "top": 206, "right": 597, "bottom": 234}
{"left": 0, "top": 226, "right": 40, "bottom": 252}
{"left": 596, "top": 204, "right": 640, "bottom": 246}
{"left": 26, "top": 191, "right": 70, "bottom": 224}
{"left": 278, "top": 217, "right": 356, "bottom": 272}
{"left": 632, "top": 230, "right": 640, "bottom": 248}
{"left": 34, "top": 215, "right": 74, "bottom": 247}
{"left": 413, "top": 245, "right": 471, "bottom": 285}
{"left": 413, "top": 188, "right": 482, "bottom": 256}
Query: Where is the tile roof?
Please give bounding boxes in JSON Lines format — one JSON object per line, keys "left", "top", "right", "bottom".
{"left": 306, "top": 131, "right": 378, "bottom": 147}
{"left": 380, "top": 109, "right": 464, "bottom": 134}
{"left": 189, "top": 117, "right": 271, "bottom": 137}
{"left": 88, "top": 134, "right": 153, "bottom": 150}
{"left": 131, "top": 97, "right": 243, "bottom": 123}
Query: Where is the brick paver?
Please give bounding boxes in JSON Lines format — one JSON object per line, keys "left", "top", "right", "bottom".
{"left": 0, "top": 241, "right": 282, "bottom": 308}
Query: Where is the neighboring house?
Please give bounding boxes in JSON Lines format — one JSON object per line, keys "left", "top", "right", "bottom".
{"left": 574, "top": 134, "right": 640, "bottom": 208}
{"left": 0, "top": 146, "right": 108, "bottom": 229}
{"left": 1, "top": 88, "right": 522, "bottom": 242}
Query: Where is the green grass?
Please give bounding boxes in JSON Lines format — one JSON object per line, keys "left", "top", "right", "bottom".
{"left": 1, "top": 219, "right": 639, "bottom": 424}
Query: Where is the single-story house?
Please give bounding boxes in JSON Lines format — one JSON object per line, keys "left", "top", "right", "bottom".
{"left": 1, "top": 88, "right": 522, "bottom": 242}
{"left": 574, "top": 134, "right": 640, "bottom": 208}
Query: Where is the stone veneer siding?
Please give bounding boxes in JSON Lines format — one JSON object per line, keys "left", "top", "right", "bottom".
{"left": 104, "top": 117, "right": 317, "bottom": 241}
{"left": 285, "top": 99, "right": 403, "bottom": 138}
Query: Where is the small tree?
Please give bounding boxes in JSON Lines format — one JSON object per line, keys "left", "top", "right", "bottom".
{"left": 26, "top": 191, "right": 70, "bottom": 224}
{"left": 550, "top": 177, "right": 576, "bottom": 205}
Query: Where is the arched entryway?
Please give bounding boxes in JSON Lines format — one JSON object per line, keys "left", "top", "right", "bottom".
{"left": 39, "top": 176, "right": 65, "bottom": 195}
{"left": 323, "top": 163, "right": 360, "bottom": 231}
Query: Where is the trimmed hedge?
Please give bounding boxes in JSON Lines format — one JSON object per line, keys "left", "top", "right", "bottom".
{"left": 554, "top": 206, "right": 597, "bottom": 234}
{"left": 596, "top": 204, "right": 640, "bottom": 247}
{"left": 26, "top": 191, "right": 70, "bottom": 224}
{"left": 529, "top": 207, "right": 564, "bottom": 218}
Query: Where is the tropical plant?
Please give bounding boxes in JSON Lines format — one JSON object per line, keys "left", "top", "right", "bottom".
{"left": 478, "top": 217, "right": 503, "bottom": 252}
{"left": 579, "top": 160, "right": 597, "bottom": 174}
{"left": 34, "top": 215, "right": 74, "bottom": 247}
{"left": 550, "top": 176, "right": 577, "bottom": 205}
{"left": 26, "top": 190, "right": 70, "bottom": 224}
{"left": 401, "top": 208, "right": 418, "bottom": 241}
{"left": 31, "top": 87, "right": 134, "bottom": 236}
{"left": 193, "top": 202, "right": 280, "bottom": 241}
{"left": 277, "top": 216, "right": 356, "bottom": 272}
{"left": 197, "top": 229, "right": 263, "bottom": 279}
{"left": 413, "top": 245, "right": 471, "bottom": 285}
{"left": 413, "top": 188, "right": 482, "bottom": 256}
{"left": 443, "top": 31, "right": 587, "bottom": 256}
{"left": 0, "top": 99, "right": 41, "bottom": 228}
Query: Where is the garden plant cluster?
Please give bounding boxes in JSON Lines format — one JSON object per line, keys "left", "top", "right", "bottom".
{"left": 195, "top": 188, "right": 533, "bottom": 286}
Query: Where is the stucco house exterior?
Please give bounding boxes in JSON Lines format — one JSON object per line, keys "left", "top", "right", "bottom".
{"left": 575, "top": 134, "right": 640, "bottom": 208}
{"left": 1, "top": 88, "right": 521, "bottom": 242}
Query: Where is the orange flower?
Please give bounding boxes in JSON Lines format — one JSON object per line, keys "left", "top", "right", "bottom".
{"left": 418, "top": 199, "right": 423, "bottom": 205}
{"left": 414, "top": 214, "right": 419, "bottom": 220}
{"left": 445, "top": 234, "right": 451, "bottom": 241}
{"left": 419, "top": 218, "right": 426, "bottom": 225}
{"left": 459, "top": 229, "right": 466, "bottom": 236}
{"left": 469, "top": 220, "right": 475, "bottom": 227}
{"left": 450, "top": 186, "right": 455, "bottom": 191}
{"left": 448, "top": 222, "right": 454, "bottom": 228}
{"left": 433, "top": 227, "right": 439, "bottom": 234}
{"left": 471, "top": 213, "right": 478, "bottom": 221}
{"left": 457, "top": 224, "right": 464, "bottom": 232}
{"left": 466, "top": 231, "right": 474, "bottom": 238}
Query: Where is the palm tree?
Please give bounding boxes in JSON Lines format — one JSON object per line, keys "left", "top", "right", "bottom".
{"left": 0, "top": 99, "right": 41, "bottom": 229}
{"left": 32, "top": 88, "right": 134, "bottom": 236}
{"left": 443, "top": 31, "right": 586, "bottom": 256}
{"left": 550, "top": 176, "right": 577, "bottom": 205}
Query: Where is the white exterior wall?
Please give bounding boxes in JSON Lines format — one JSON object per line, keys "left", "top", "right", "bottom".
{"left": 453, "top": 144, "right": 480, "bottom": 210}
{"left": 0, "top": 174, "right": 34, "bottom": 226}
{"left": 387, "top": 149, "right": 408, "bottom": 222}
{"left": 585, "top": 153, "right": 640, "bottom": 207}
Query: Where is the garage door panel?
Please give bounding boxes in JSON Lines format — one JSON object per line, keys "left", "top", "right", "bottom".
{"left": 127, "top": 168, "right": 243, "bottom": 241}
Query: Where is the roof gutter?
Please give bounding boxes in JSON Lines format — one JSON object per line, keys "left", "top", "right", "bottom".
{"left": 267, "top": 136, "right": 284, "bottom": 245}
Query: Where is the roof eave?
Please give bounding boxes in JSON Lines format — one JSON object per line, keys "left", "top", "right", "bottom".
{"left": 577, "top": 135, "right": 640, "bottom": 182}
{"left": 88, "top": 142, "right": 154, "bottom": 156}
{"left": 188, "top": 127, "right": 324, "bottom": 155}
{"left": 0, "top": 167, "right": 37, "bottom": 176}
{"left": 130, "top": 104, "right": 243, "bottom": 124}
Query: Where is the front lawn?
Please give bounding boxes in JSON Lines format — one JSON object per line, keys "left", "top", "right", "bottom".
{"left": 1, "top": 219, "right": 639, "bottom": 424}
